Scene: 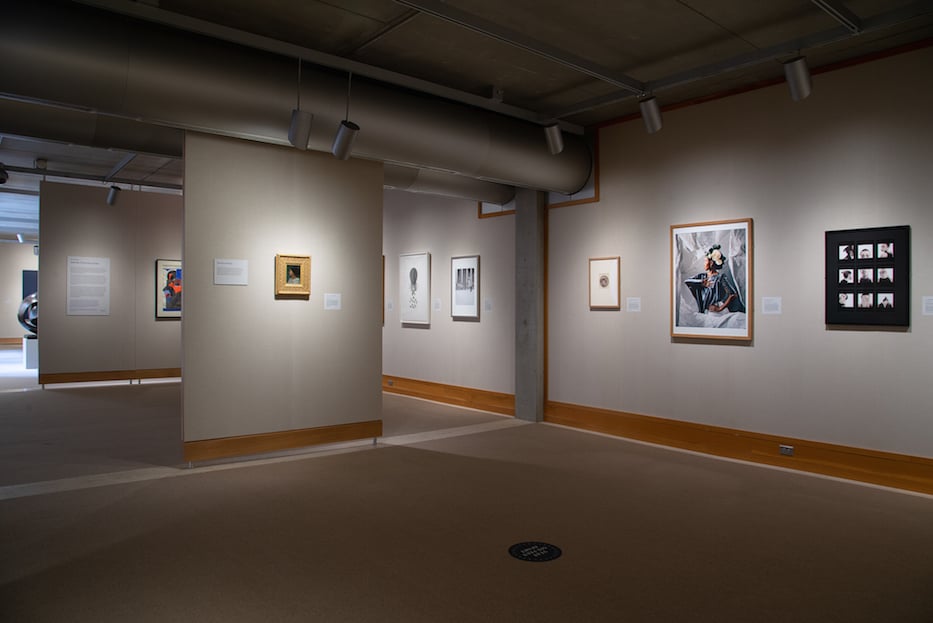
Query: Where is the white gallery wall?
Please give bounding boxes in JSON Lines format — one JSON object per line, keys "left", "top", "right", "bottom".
{"left": 0, "top": 242, "right": 38, "bottom": 339}
{"left": 383, "top": 190, "right": 515, "bottom": 394}
{"left": 39, "top": 182, "right": 183, "bottom": 374}
{"left": 183, "top": 133, "right": 383, "bottom": 442}
{"left": 549, "top": 46, "right": 933, "bottom": 458}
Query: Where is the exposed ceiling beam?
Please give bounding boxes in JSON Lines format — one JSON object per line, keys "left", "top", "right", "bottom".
{"left": 811, "top": 0, "right": 863, "bottom": 34}
{"left": 552, "top": 1, "right": 933, "bottom": 118}
{"left": 0, "top": 187, "right": 39, "bottom": 197}
{"left": 395, "top": 0, "right": 646, "bottom": 96}
{"left": 105, "top": 152, "right": 137, "bottom": 181}
{"left": 4, "top": 164, "right": 183, "bottom": 190}
{"left": 73, "top": 0, "right": 583, "bottom": 133}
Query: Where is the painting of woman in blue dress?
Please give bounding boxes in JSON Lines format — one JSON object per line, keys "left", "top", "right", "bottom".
{"left": 684, "top": 244, "right": 745, "bottom": 314}
{"left": 671, "top": 219, "right": 750, "bottom": 339}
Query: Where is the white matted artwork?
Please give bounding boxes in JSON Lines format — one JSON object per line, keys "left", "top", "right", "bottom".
{"left": 451, "top": 255, "right": 480, "bottom": 320}
{"left": 399, "top": 252, "right": 431, "bottom": 325}
{"left": 589, "top": 256, "right": 620, "bottom": 310}
{"left": 671, "top": 218, "right": 752, "bottom": 340}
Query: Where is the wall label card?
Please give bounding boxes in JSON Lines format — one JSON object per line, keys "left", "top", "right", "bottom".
{"left": 67, "top": 256, "right": 110, "bottom": 316}
{"left": 214, "top": 258, "right": 249, "bottom": 285}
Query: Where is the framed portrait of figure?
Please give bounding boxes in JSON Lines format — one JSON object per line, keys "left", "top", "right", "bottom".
{"left": 275, "top": 254, "right": 310, "bottom": 298}
{"left": 671, "top": 218, "right": 753, "bottom": 341}
{"left": 451, "top": 255, "right": 480, "bottom": 320}
{"left": 400, "top": 252, "right": 431, "bottom": 325}
{"left": 825, "top": 225, "right": 909, "bottom": 327}
{"left": 589, "top": 257, "right": 620, "bottom": 310}
{"left": 155, "top": 259, "right": 182, "bottom": 319}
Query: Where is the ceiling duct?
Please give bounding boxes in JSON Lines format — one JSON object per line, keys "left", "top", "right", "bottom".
{"left": 0, "top": 2, "right": 591, "bottom": 196}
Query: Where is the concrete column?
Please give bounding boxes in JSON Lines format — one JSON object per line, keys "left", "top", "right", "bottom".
{"left": 514, "top": 187, "right": 546, "bottom": 422}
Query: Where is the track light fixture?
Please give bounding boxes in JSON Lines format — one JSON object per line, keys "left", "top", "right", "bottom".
{"left": 783, "top": 56, "right": 812, "bottom": 102}
{"left": 639, "top": 96, "right": 663, "bottom": 134}
{"left": 106, "top": 185, "right": 120, "bottom": 206}
{"left": 331, "top": 72, "right": 359, "bottom": 160}
{"left": 288, "top": 58, "right": 313, "bottom": 150}
{"left": 543, "top": 123, "right": 564, "bottom": 155}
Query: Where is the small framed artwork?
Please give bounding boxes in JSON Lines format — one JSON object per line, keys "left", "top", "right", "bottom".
{"left": 451, "top": 255, "right": 480, "bottom": 320}
{"left": 825, "top": 225, "right": 909, "bottom": 326}
{"left": 275, "top": 254, "right": 311, "bottom": 298}
{"left": 589, "top": 256, "right": 620, "bottom": 310}
{"left": 671, "top": 218, "right": 752, "bottom": 341}
{"left": 399, "top": 252, "right": 430, "bottom": 325}
{"left": 155, "top": 259, "right": 182, "bottom": 319}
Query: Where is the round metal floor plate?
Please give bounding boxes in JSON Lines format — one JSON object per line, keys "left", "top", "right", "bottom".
{"left": 508, "top": 541, "right": 562, "bottom": 562}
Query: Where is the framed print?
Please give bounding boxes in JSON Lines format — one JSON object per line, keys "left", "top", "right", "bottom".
{"left": 589, "top": 256, "right": 620, "bottom": 310}
{"left": 825, "top": 225, "right": 909, "bottom": 326}
{"left": 671, "top": 218, "right": 752, "bottom": 340}
{"left": 275, "top": 254, "right": 311, "bottom": 298}
{"left": 155, "top": 259, "right": 182, "bottom": 319}
{"left": 451, "top": 255, "right": 480, "bottom": 320}
{"left": 400, "top": 252, "right": 430, "bottom": 325}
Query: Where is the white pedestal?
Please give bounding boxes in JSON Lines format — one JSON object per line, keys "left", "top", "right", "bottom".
{"left": 23, "top": 336, "right": 38, "bottom": 370}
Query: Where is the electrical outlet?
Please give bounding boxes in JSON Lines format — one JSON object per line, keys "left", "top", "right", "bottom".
{"left": 779, "top": 444, "right": 794, "bottom": 457}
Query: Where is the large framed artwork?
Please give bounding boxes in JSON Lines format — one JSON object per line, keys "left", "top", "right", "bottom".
{"left": 671, "top": 218, "right": 752, "bottom": 340}
{"left": 275, "top": 254, "right": 311, "bottom": 298}
{"left": 399, "top": 252, "right": 431, "bottom": 325}
{"left": 825, "top": 225, "right": 909, "bottom": 327}
{"left": 155, "top": 259, "right": 182, "bottom": 319}
{"left": 451, "top": 255, "right": 480, "bottom": 320}
{"left": 589, "top": 256, "right": 620, "bottom": 310}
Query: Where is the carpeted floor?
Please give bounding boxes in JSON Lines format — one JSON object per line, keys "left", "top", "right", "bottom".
{"left": 1, "top": 349, "right": 933, "bottom": 621}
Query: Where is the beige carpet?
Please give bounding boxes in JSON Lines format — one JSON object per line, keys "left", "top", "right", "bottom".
{"left": 1, "top": 385, "right": 933, "bottom": 621}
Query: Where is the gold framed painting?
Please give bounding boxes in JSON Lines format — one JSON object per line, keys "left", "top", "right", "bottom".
{"left": 275, "top": 254, "right": 311, "bottom": 298}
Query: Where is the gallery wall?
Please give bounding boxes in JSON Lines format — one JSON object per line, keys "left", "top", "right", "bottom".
{"left": 38, "top": 182, "right": 183, "bottom": 375}
{"left": 0, "top": 242, "right": 38, "bottom": 340}
{"left": 548, "top": 46, "right": 933, "bottom": 458}
{"left": 183, "top": 133, "right": 383, "bottom": 443}
{"left": 382, "top": 190, "right": 515, "bottom": 395}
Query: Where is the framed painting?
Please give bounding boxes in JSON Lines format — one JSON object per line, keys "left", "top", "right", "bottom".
{"left": 155, "top": 259, "right": 182, "bottom": 319}
{"left": 451, "top": 255, "right": 480, "bottom": 320}
{"left": 400, "top": 252, "right": 430, "bottom": 325}
{"left": 671, "top": 218, "right": 752, "bottom": 340}
{"left": 589, "top": 256, "right": 620, "bottom": 310}
{"left": 275, "top": 254, "right": 310, "bottom": 298}
{"left": 825, "top": 225, "right": 909, "bottom": 327}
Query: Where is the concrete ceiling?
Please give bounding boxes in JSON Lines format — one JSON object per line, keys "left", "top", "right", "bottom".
{"left": 2, "top": 0, "right": 933, "bottom": 241}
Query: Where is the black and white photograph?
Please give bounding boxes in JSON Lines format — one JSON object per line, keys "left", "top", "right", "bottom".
{"left": 399, "top": 252, "right": 431, "bottom": 325}
{"left": 825, "top": 225, "right": 910, "bottom": 326}
{"left": 450, "top": 255, "right": 480, "bottom": 320}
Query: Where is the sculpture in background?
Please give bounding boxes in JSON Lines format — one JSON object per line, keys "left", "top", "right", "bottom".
{"left": 18, "top": 292, "right": 37, "bottom": 334}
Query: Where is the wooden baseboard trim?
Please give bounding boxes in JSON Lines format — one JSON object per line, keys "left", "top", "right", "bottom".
{"left": 382, "top": 375, "right": 514, "bottom": 416}
{"left": 184, "top": 420, "right": 383, "bottom": 462}
{"left": 0, "top": 337, "right": 26, "bottom": 345}
{"left": 38, "top": 368, "right": 182, "bottom": 384}
{"left": 545, "top": 401, "right": 933, "bottom": 495}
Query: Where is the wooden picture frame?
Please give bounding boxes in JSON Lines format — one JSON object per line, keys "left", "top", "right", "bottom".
{"left": 671, "top": 218, "right": 753, "bottom": 341}
{"left": 275, "top": 254, "right": 310, "bottom": 298}
{"left": 155, "top": 258, "right": 182, "bottom": 319}
{"left": 825, "top": 225, "right": 909, "bottom": 327}
{"left": 399, "top": 252, "right": 430, "bottom": 325}
{"left": 589, "top": 256, "right": 620, "bottom": 310}
{"left": 451, "top": 255, "right": 480, "bottom": 320}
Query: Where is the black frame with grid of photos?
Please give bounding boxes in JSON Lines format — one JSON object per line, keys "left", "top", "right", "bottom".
{"left": 825, "top": 225, "right": 909, "bottom": 327}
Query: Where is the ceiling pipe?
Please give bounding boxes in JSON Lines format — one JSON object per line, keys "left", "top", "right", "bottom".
{"left": 0, "top": 1, "right": 591, "bottom": 196}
